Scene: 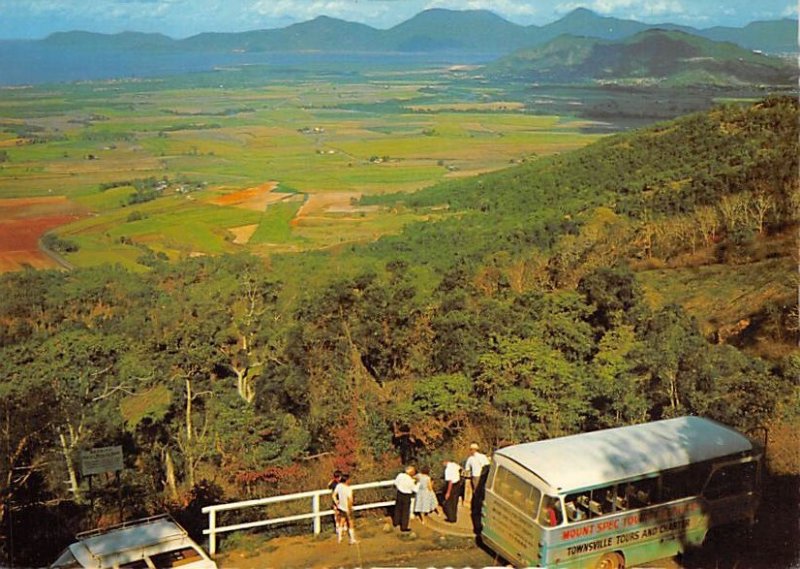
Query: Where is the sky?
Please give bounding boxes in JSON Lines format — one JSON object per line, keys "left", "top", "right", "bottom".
{"left": 0, "top": 0, "right": 796, "bottom": 40}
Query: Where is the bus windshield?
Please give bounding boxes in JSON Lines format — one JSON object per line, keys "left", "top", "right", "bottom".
{"left": 494, "top": 465, "right": 541, "bottom": 518}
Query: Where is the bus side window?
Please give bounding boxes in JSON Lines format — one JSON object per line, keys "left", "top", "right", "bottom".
{"left": 589, "top": 485, "right": 614, "bottom": 517}
{"left": 566, "top": 492, "right": 590, "bottom": 522}
{"left": 605, "top": 486, "right": 625, "bottom": 512}
{"left": 661, "top": 469, "right": 686, "bottom": 501}
{"left": 565, "top": 501, "right": 581, "bottom": 522}
{"left": 625, "top": 479, "right": 655, "bottom": 507}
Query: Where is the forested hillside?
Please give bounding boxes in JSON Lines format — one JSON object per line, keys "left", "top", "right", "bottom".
{"left": 365, "top": 96, "right": 796, "bottom": 271}
{"left": 486, "top": 30, "right": 797, "bottom": 85}
{"left": 1, "top": 98, "right": 797, "bottom": 565}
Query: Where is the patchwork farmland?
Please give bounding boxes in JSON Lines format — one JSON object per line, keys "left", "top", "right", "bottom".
{"left": 0, "top": 68, "right": 604, "bottom": 271}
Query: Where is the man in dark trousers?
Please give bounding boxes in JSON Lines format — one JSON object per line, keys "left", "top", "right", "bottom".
{"left": 441, "top": 459, "right": 462, "bottom": 523}
{"left": 392, "top": 466, "right": 416, "bottom": 532}
{"left": 470, "top": 462, "right": 491, "bottom": 535}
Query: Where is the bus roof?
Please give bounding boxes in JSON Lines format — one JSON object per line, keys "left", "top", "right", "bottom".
{"left": 494, "top": 417, "right": 754, "bottom": 494}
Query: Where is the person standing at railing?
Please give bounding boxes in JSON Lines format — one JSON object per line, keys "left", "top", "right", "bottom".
{"left": 333, "top": 473, "right": 358, "bottom": 544}
{"left": 329, "top": 470, "right": 343, "bottom": 541}
{"left": 392, "top": 466, "right": 417, "bottom": 532}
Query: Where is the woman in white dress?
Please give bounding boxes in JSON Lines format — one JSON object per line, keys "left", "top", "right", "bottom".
{"left": 414, "top": 466, "right": 439, "bottom": 523}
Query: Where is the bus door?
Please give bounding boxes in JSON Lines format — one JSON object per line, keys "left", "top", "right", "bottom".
{"left": 702, "top": 458, "right": 760, "bottom": 527}
{"left": 482, "top": 462, "right": 543, "bottom": 566}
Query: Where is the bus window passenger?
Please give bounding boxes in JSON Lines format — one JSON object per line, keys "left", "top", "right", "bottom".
{"left": 626, "top": 479, "right": 654, "bottom": 507}
{"left": 565, "top": 501, "right": 586, "bottom": 522}
{"left": 600, "top": 486, "right": 625, "bottom": 512}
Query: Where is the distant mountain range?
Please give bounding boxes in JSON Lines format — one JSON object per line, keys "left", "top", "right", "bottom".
{"left": 39, "top": 8, "right": 798, "bottom": 56}
{"left": 487, "top": 29, "right": 798, "bottom": 86}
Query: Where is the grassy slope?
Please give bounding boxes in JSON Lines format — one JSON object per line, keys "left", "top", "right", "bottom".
{"left": 636, "top": 231, "right": 796, "bottom": 358}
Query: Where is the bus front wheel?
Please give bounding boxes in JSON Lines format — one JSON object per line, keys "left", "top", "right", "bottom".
{"left": 595, "top": 552, "right": 625, "bottom": 569}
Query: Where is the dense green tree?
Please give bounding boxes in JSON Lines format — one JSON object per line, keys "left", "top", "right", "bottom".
{"left": 638, "top": 304, "right": 709, "bottom": 419}
{"left": 19, "top": 331, "right": 135, "bottom": 500}
{"left": 0, "top": 343, "right": 59, "bottom": 529}
{"left": 589, "top": 325, "right": 649, "bottom": 428}
{"left": 0, "top": 270, "right": 63, "bottom": 343}
{"left": 682, "top": 344, "right": 789, "bottom": 431}
{"left": 392, "top": 373, "right": 472, "bottom": 449}
{"left": 213, "top": 391, "right": 309, "bottom": 472}
{"left": 476, "top": 336, "right": 589, "bottom": 441}
{"left": 512, "top": 291, "right": 596, "bottom": 362}
{"left": 356, "top": 261, "right": 429, "bottom": 383}
{"left": 213, "top": 259, "right": 283, "bottom": 404}
{"left": 578, "top": 265, "right": 648, "bottom": 332}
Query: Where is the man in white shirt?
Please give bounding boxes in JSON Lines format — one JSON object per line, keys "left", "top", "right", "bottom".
{"left": 465, "top": 442, "right": 490, "bottom": 495}
{"left": 465, "top": 443, "right": 491, "bottom": 534}
{"left": 333, "top": 474, "right": 358, "bottom": 544}
{"left": 392, "top": 466, "right": 416, "bottom": 532}
{"left": 441, "top": 459, "right": 462, "bottom": 523}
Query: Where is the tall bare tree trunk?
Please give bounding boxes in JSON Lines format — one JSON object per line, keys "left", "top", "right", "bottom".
{"left": 184, "top": 378, "right": 196, "bottom": 488}
{"left": 234, "top": 368, "right": 255, "bottom": 404}
{"left": 58, "top": 429, "right": 81, "bottom": 501}
{"left": 668, "top": 373, "right": 679, "bottom": 413}
{"left": 185, "top": 378, "right": 193, "bottom": 442}
{"left": 163, "top": 448, "right": 180, "bottom": 502}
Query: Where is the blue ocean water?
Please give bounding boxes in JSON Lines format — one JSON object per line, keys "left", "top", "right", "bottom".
{"left": 0, "top": 43, "right": 495, "bottom": 86}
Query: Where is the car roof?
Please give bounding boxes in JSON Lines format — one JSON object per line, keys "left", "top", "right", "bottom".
{"left": 56, "top": 516, "right": 197, "bottom": 568}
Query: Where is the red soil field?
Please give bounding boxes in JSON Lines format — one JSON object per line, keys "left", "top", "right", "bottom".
{"left": 210, "top": 182, "right": 286, "bottom": 211}
{"left": 0, "top": 197, "right": 86, "bottom": 272}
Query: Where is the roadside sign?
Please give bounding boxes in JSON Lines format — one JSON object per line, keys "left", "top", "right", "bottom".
{"left": 81, "top": 445, "right": 123, "bottom": 477}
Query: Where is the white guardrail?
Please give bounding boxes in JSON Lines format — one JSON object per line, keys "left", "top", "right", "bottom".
{"left": 202, "top": 479, "right": 396, "bottom": 556}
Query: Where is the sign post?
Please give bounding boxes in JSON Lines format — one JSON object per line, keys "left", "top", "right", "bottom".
{"left": 80, "top": 446, "right": 123, "bottom": 477}
{"left": 80, "top": 446, "right": 124, "bottom": 522}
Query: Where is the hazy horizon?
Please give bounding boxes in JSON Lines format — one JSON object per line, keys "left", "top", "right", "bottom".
{"left": 0, "top": 1, "right": 796, "bottom": 40}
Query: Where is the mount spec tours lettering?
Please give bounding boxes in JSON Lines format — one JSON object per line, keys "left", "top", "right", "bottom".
{"left": 562, "top": 503, "right": 699, "bottom": 558}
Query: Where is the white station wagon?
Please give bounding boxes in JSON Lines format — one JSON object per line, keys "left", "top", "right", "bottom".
{"left": 50, "top": 515, "right": 218, "bottom": 569}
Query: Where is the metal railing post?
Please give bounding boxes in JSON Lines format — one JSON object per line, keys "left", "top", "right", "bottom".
{"left": 208, "top": 508, "right": 217, "bottom": 557}
{"left": 312, "top": 492, "right": 321, "bottom": 535}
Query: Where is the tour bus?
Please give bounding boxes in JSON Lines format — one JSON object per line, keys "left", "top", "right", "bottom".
{"left": 50, "top": 514, "right": 217, "bottom": 569}
{"left": 481, "top": 416, "right": 761, "bottom": 569}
